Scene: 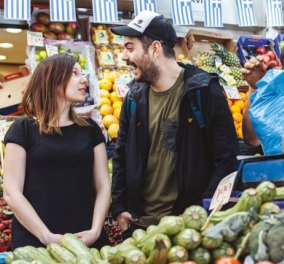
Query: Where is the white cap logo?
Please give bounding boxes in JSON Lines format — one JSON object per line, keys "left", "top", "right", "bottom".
{"left": 128, "top": 10, "right": 160, "bottom": 33}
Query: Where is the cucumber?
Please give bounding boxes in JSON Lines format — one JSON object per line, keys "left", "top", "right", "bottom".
{"left": 47, "top": 243, "right": 76, "bottom": 263}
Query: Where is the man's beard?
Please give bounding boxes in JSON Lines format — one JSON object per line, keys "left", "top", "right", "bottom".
{"left": 127, "top": 55, "right": 160, "bottom": 83}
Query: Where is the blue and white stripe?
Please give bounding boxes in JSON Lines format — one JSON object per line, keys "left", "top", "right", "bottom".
{"left": 133, "top": 0, "right": 157, "bottom": 16}
{"left": 265, "top": 0, "right": 283, "bottom": 27}
{"left": 4, "top": 0, "right": 31, "bottom": 21}
{"left": 171, "top": 0, "right": 194, "bottom": 26}
{"left": 92, "top": 0, "right": 118, "bottom": 23}
{"left": 235, "top": 0, "right": 257, "bottom": 27}
{"left": 49, "top": 0, "right": 76, "bottom": 21}
{"left": 204, "top": 0, "right": 223, "bottom": 27}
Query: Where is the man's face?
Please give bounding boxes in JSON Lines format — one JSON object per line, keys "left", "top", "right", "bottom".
{"left": 122, "top": 36, "right": 160, "bottom": 83}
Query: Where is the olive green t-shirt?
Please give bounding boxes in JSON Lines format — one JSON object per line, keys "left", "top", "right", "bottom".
{"left": 139, "top": 69, "right": 184, "bottom": 226}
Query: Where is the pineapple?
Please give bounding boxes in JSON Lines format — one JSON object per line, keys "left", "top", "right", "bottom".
{"left": 200, "top": 65, "right": 219, "bottom": 74}
{"left": 211, "top": 43, "right": 240, "bottom": 67}
{"left": 230, "top": 67, "right": 244, "bottom": 80}
{"left": 196, "top": 51, "right": 215, "bottom": 67}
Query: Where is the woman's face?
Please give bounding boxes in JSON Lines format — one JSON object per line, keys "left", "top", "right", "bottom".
{"left": 64, "top": 62, "right": 87, "bottom": 104}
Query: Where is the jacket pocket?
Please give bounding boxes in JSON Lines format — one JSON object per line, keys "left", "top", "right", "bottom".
{"left": 163, "top": 119, "right": 177, "bottom": 152}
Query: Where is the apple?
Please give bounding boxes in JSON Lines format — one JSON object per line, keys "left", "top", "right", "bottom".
{"left": 39, "top": 50, "right": 47, "bottom": 59}
{"left": 266, "top": 50, "right": 276, "bottom": 60}
{"left": 57, "top": 32, "right": 74, "bottom": 40}
{"left": 43, "top": 31, "right": 57, "bottom": 40}
{"left": 48, "top": 22, "right": 65, "bottom": 34}
{"left": 66, "top": 22, "right": 78, "bottom": 35}
{"left": 255, "top": 46, "right": 266, "bottom": 55}
{"left": 30, "top": 22, "right": 47, "bottom": 33}
{"left": 36, "top": 12, "right": 50, "bottom": 25}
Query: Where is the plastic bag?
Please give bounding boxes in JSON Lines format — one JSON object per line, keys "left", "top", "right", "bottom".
{"left": 250, "top": 69, "right": 284, "bottom": 154}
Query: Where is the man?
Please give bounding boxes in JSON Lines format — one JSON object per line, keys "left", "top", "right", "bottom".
{"left": 241, "top": 56, "right": 276, "bottom": 146}
{"left": 111, "top": 11, "right": 238, "bottom": 233}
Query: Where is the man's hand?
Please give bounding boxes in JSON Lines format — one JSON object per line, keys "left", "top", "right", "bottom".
{"left": 117, "top": 212, "right": 138, "bottom": 232}
{"left": 241, "top": 56, "right": 275, "bottom": 89}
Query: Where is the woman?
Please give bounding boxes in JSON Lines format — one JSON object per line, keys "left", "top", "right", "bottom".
{"left": 3, "top": 54, "right": 111, "bottom": 249}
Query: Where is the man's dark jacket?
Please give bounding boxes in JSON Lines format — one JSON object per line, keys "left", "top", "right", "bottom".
{"left": 111, "top": 63, "right": 238, "bottom": 220}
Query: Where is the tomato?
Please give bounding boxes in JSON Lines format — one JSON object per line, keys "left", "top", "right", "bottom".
{"left": 266, "top": 50, "right": 276, "bottom": 60}
{"left": 256, "top": 261, "right": 275, "bottom": 264}
{"left": 215, "top": 257, "right": 241, "bottom": 264}
{"left": 255, "top": 46, "right": 266, "bottom": 54}
{"left": 0, "top": 223, "right": 5, "bottom": 231}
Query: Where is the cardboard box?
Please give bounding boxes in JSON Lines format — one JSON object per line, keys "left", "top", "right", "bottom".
{"left": 186, "top": 29, "right": 236, "bottom": 59}
{"left": 237, "top": 36, "right": 281, "bottom": 66}
{"left": 0, "top": 66, "right": 30, "bottom": 114}
{"left": 174, "top": 37, "right": 192, "bottom": 61}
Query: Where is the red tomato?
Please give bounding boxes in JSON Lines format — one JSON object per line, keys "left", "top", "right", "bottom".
{"left": 0, "top": 224, "right": 5, "bottom": 231}
{"left": 256, "top": 261, "right": 275, "bottom": 264}
{"left": 215, "top": 257, "right": 241, "bottom": 264}
{"left": 256, "top": 46, "right": 266, "bottom": 54}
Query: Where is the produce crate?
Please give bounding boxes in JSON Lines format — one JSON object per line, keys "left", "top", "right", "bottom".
{"left": 174, "top": 37, "right": 193, "bottom": 63}
{"left": 237, "top": 36, "right": 281, "bottom": 67}
{"left": 186, "top": 29, "right": 236, "bottom": 59}
{"left": 0, "top": 67, "right": 30, "bottom": 115}
{"left": 236, "top": 154, "right": 284, "bottom": 189}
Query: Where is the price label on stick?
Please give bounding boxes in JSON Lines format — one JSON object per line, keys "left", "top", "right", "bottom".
{"left": 209, "top": 171, "right": 237, "bottom": 210}
{"left": 45, "top": 45, "right": 58, "bottom": 57}
{"left": 115, "top": 77, "right": 130, "bottom": 98}
{"left": 224, "top": 86, "right": 241, "bottom": 100}
{"left": 27, "top": 31, "right": 44, "bottom": 47}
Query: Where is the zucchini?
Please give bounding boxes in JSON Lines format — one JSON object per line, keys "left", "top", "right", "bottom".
{"left": 90, "top": 248, "right": 102, "bottom": 260}
{"left": 60, "top": 233, "right": 92, "bottom": 258}
{"left": 36, "top": 247, "right": 54, "bottom": 261}
{"left": 173, "top": 228, "right": 201, "bottom": 250}
{"left": 167, "top": 245, "right": 189, "bottom": 262}
{"left": 13, "top": 246, "right": 54, "bottom": 263}
{"left": 256, "top": 181, "right": 276, "bottom": 203}
{"left": 212, "top": 242, "right": 235, "bottom": 260}
{"left": 47, "top": 243, "right": 76, "bottom": 263}
{"left": 189, "top": 247, "right": 210, "bottom": 264}
{"left": 183, "top": 205, "right": 208, "bottom": 231}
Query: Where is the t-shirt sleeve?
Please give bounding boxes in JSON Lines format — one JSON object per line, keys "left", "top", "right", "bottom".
{"left": 88, "top": 119, "right": 105, "bottom": 147}
{"left": 4, "top": 118, "right": 30, "bottom": 150}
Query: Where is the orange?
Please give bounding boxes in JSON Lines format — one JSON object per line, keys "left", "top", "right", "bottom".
{"left": 100, "top": 104, "right": 113, "bottom": 116}
{"left": 239, "top": 92, "right": 247, "bottom": 101}
{"left": 99, "top": 78, "right": 112, "bottom": 91}
{"left": 232, "top": 112, "right": 243, "bottom": 123}
{"left": 227, "top": 99, "right": 233, "bottom": 107}
{"left": 100, "top": 97, "right": 111, "bottom": 106}
{"left": 103, "top": 115, "right": 118, "bottom": 129}
{"left": 96, "top": 25, "right": 104, "bottom": 30}
{"left": 234, "top": 122, "right": 240, "bottom": 131}
{"left": 108, "top": 123, "right": 119, "bottom": 139}
{"left": 108, "top": 71, "right": 120, "bottom": 83}
{"left": 112, "top": 101, "right": 122, "bottom": 110}
{"left": 100, "top": 89, "right": 110, "bottom": 98}
{"left": 112, "top": 82, "right": 117, "bottom": 91}
{"left": 237, "top": 127, "right": 243, "bottom": 138}
{"left": 113, "top": 108, "right": 121, "bottom": 119}
{"left": 100, "top": 45, "right": 108, "bottom": 52}
{"left": 233, "top": 100, "right": 245, "bottom": 111}
{"left": 230, "top": 104, "right": 241, "bottom": 114}
{"left": 110, "top": 91, "right": 121, "bottom": 103}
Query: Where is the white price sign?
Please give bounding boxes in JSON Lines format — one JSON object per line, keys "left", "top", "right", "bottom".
{"left": 27, "top": 31, "right": 44, "bottom": 47}
{"left": 224, "top": 86, "right": 241, "bottom": 100}
{"left": 209, "top": 171, "right": 237, "bottom": 210}
{"left": 115, "top": 77, "right": 130, "bottom": 98}
{"left": 0, "top": 121, "right": 6, "bottom": 141}
{"left": 45, "top": 45, "right": 58, "bottom": 57}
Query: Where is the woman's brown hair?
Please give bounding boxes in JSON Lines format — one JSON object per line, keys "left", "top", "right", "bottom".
{"left": 22, "top": 54, "right": 89, "bottom": 134}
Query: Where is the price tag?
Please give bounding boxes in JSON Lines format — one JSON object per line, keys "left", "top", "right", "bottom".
{"left": 27, "top": 31, "right": 44, "bottom": 47}
{"left": 115, "top": 77, "right": 130, "bottom": 98}
{"left": 209, "top": 171, "right": 237, "bottom": 210}
{"left": 95, "top": 30, "right": 109, "bottom": 45}
{"left": 116, "top": 53, "right": 127, "bottom": 67}
{"left": 112, "top": 34, "right": 124, "bottom": 45}
{"left": 45, "top": 45, "right": 58, "bottom": 57}
{"left": 0, "top": 121, "right": 6, "bottom": 141}
{"left": 100, "top": 52, "right": 115, "bottom": 66}
{"left": 215, "top": 56, "right": 222, "bottom": 69}
{"left": 223, "top": 86, "right": 241, "bottom": 100}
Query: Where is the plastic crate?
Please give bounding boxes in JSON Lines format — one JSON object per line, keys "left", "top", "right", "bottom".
{"left": 236, "top": 154, "right": 284, "bottom": 189}
{"left": 0, "top": 252, "right": 8, "bottom": 264}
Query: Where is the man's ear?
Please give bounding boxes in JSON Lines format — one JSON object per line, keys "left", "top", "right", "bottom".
{"left": 151, "top": 40, "right": 162, "bottom": 58}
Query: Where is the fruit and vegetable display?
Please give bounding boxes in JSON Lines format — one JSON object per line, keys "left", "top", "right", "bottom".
{"left": 30, "top": 11, "right": 81, "bottom": 41}
{"left": 0, "top": 198, "right": 13, "bottom": 252}
{"left": 6, "top": 181, "right": 284, "bottom": 263}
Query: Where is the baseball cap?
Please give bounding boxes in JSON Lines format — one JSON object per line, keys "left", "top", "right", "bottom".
{"left": 111, "top": 10, "right": 177, "bottom": 48}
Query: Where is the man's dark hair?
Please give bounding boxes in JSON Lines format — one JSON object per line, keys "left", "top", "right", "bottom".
{"left": 137, "top": 35, "right": 176, "bottom": 59}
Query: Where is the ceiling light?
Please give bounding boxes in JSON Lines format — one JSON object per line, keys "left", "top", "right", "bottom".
{"left": 0, "top": 43, "right": 13, "bottom": 48}
{"left": 6, "top": 28, "right": 22, "bottom": 33}
{"left": 0, "top": 55, "right": 7, "bottom": 60}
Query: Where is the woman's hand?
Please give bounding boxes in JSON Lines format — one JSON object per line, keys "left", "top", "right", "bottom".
{"left": 41, "top": 232, "right": 63, "bottom": 245}
{"left": 75, "top": 229, "right": 101, "bottom": 247}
